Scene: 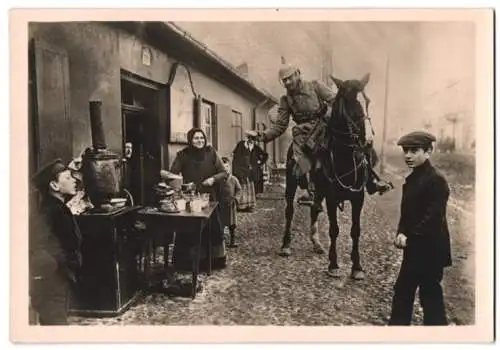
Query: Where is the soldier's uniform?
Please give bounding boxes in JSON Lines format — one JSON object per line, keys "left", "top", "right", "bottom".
{"left": 30, "top": 159, "right": 83, "bottom": 325}
{"left": 388, "top": 131, "right": 452, "bottom": 326}
{"left": 263, "top": 79, "right": 334, "bottom": 181}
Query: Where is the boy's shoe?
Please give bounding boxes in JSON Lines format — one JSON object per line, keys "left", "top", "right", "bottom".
{"left": 228, "top": 241, "right": 239, "bottom": 248}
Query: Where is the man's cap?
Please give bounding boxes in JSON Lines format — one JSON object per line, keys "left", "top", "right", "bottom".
{"left": 31, "top": 158, "right": 68, "bottom": 190}
{"left": 278, "top": 56, "right": 299, "bottom": 80}
{"left": 245, "top": 130, "right": 258, "bottom": 138}
{"left": 397, "top": 131, "right": 437, "bottom": 148}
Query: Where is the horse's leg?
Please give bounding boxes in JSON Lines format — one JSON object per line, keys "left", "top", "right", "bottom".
{"left": 279, "top": 167, "right": 297, "bottom": 257}
{"left": 310, "top": 191, "right": 326, "bottom": 255}
{"left": 350, "top": 193, "right": 365, "bottom": 280}
{"left": 325, "top": 194, "right": 342, "bottom": 278}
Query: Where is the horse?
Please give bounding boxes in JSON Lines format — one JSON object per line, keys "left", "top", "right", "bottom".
{"left": 279, "top": 73, "right": 373, "bottom": 280}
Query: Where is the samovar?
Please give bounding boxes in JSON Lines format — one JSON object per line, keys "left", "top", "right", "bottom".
{"left": 80, "top": 100, "right": 123, "bottom": 208}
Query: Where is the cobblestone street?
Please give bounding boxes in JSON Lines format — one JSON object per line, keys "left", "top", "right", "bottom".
{"left": 69, "top": 168, "right": 474, "bottom": 326}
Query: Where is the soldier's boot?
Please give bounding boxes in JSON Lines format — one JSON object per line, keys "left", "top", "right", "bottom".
{"left": 297, "top": 173, "right": 323, "bottom": 212}
{"left": 311, "top": 159, "right": 325, "bottom": 212}
{"left": 310, "top": 168, "right": 324, "bottom": 213}
{"left": 365, "top": 169, "right": 394, "bottom": 195}
{"left": 310, "top": 188, "right": 324, "bottom": 213}
{"left": 297, "top": 173, "right": 315, "bottom": 206}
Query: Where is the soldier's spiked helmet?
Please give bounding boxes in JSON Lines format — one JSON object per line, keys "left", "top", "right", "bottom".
{"left": 278, "top": 56, "right": 299, "bottom": 81}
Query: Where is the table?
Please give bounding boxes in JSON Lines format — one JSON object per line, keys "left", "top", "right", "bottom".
{"left": 135, "top": 202, "right": 219, "bottom": 298}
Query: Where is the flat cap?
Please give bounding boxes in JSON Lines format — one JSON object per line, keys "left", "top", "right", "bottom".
{"left": 31, "top": 158, "right": 68, "bottom": 190}
{"left": 397, "top": 131, "right": 436, "bottom": 147}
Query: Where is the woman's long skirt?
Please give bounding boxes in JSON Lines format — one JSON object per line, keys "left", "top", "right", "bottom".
{"left": 236, "top": 177, "right": 256, "bottom": 212}
{"left": 172, "top": 205, "right": 227, "bottom": 272}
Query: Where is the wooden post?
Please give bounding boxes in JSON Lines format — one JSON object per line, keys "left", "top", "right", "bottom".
{"left": 380, "top": 54, "right": 390, "bottom": 175}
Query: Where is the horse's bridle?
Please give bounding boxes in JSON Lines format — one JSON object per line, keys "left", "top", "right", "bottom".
{"left": 323, "top": 91, "right": 371, "bottom": 192}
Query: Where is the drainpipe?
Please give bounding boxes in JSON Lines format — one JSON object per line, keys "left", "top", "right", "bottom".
{"left": 252, "top": 98, "right": 273, "bottom": 171}
{"left": 252, "top": 98, "right": 269, "bottom": 130}
{"left": 252, "top": 98, "right": 270, "bottom": 152}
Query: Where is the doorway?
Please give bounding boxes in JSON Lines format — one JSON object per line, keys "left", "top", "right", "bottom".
{"left": 121, "top": 74, "right": 162, "bottom": 206}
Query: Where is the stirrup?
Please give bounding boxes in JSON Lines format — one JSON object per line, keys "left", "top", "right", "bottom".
{"left": 297, "top": 198, "right": 314, "bottom": 207}
{"left": 297, "top": 191, "right": 315, "bottom": 206}
{"left": 377, "top": 181, "right": 394, "bottom": 195}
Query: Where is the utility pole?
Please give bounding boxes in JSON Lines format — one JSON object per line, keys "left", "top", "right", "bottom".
{"left": 446, "top": 113, "right": 460, "bottom": 151}
{"left": 320, "top": 22, "right": 333, "bottom": 84}
{"left": 379, "top": 53, "right": 390, "bottom": 175}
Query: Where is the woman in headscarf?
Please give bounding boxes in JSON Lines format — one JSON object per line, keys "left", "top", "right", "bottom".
{"left": 166, "top": 128, "right": 228, "bottom": 271}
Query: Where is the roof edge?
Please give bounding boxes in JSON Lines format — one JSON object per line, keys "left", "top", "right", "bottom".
{"left": 163, "top": 22, "right": 278, "bottom": 104}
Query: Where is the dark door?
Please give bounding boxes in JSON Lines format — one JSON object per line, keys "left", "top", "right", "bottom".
{"left": 30, "top": 38, "right": 72, "bottom": 168}
{"left": 122, "top": 108, "right": 160, "bottom": 206}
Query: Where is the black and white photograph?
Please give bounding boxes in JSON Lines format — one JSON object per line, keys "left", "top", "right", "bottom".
{"left": 9, "top": 7, "right": 494, "bottom": 344}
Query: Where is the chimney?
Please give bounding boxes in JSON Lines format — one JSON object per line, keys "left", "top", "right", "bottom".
{"left": 88, "top": 100, "right": 107, "bottom": 150}
{"left": 236, "top": 62, "right": 249, "bottom": 78}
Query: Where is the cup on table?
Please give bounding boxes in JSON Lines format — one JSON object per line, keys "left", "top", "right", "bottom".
{"left": 176, "top": 198, "right": 186, "bottom": 211}
{"left": 191, "top": 199, "right": 203, "bottom": 213}
{"left": 201, "top": 193, "right": 210, "bottom": 208}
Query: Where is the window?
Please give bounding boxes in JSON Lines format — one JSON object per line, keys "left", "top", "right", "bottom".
{"left": 201, "top": 100, "right": 215, "bottom": 146}
{"left": 232, "top": 110, "right": 243, "bottom": 141}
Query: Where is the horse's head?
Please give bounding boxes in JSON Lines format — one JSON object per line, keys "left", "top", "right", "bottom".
{"left": 327, "top": 73, "right": 371, "bottom": 146}
{"left": 330, "top": 73, "right": 370, "bottom": 101}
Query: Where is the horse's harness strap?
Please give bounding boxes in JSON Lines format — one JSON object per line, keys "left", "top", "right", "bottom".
{"left": 361, "top": 90, "right": 375, "bottom": 137}
{"left": 332, "top": 89, "right": 374, "bottom": 148}
{"left": 321, "top": 87, "right": 372, "bottom": 192}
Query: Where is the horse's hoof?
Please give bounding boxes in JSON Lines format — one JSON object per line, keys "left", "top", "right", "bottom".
{"left": 312, "top": 243, "right": 326, "bottom": 255}
{"left": 279, "top": 247, "right": 292, "bottom": 257}
{"left": 351, "top": 270, "right": 365, "bottom": 280}
{"left": 327, "top": 268, "right": 342, "bottom": 278}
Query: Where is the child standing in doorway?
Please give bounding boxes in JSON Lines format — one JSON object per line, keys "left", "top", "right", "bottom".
{"left": 220, "top": 157, "right": 242, "bottom": 248}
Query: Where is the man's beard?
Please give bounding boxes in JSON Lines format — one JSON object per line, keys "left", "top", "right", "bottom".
{"left": 285, "top": 81, "right": 299, "bottom": 92}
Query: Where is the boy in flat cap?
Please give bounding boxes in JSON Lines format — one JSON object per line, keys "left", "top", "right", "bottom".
{"left": 30, "top": 158, "right": 82, "bottom": 325}
{"left": 388, "top": 131, "right": 452, "bottom": 325}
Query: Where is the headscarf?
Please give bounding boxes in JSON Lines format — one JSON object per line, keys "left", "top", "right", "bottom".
{"left": 186, "top": 127, "right": 208, "bottom": 161}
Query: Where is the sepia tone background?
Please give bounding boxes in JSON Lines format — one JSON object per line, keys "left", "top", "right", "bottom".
{"left": 179, "top": 21, "right": 475, "bottom": 154}
{"left": 10, "top": 8, "right": 494, "bottom": 343}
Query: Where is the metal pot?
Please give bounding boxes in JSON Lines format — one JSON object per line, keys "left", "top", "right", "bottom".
{"left": 81, "top": 149, "right": 122, "bottom": 206}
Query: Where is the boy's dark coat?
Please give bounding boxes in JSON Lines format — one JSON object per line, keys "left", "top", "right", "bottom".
{"left": 397, "top": 159, "right": 452, "bottom": 269}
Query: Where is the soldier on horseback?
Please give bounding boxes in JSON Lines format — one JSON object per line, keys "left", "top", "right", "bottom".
{"left": 255, "top": 58, "right": 392, "bottom": 209}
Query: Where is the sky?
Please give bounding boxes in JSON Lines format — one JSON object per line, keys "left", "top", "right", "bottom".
{"left": 177, "top": 21, "right": 476, "bottom": 146}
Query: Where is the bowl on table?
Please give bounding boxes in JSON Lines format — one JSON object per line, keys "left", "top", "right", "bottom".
{"left": 110, "top": 197, "right": 127, "bottom": 209}
{"left": 160, "top": 170, "right": 183, "bottom": 190}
